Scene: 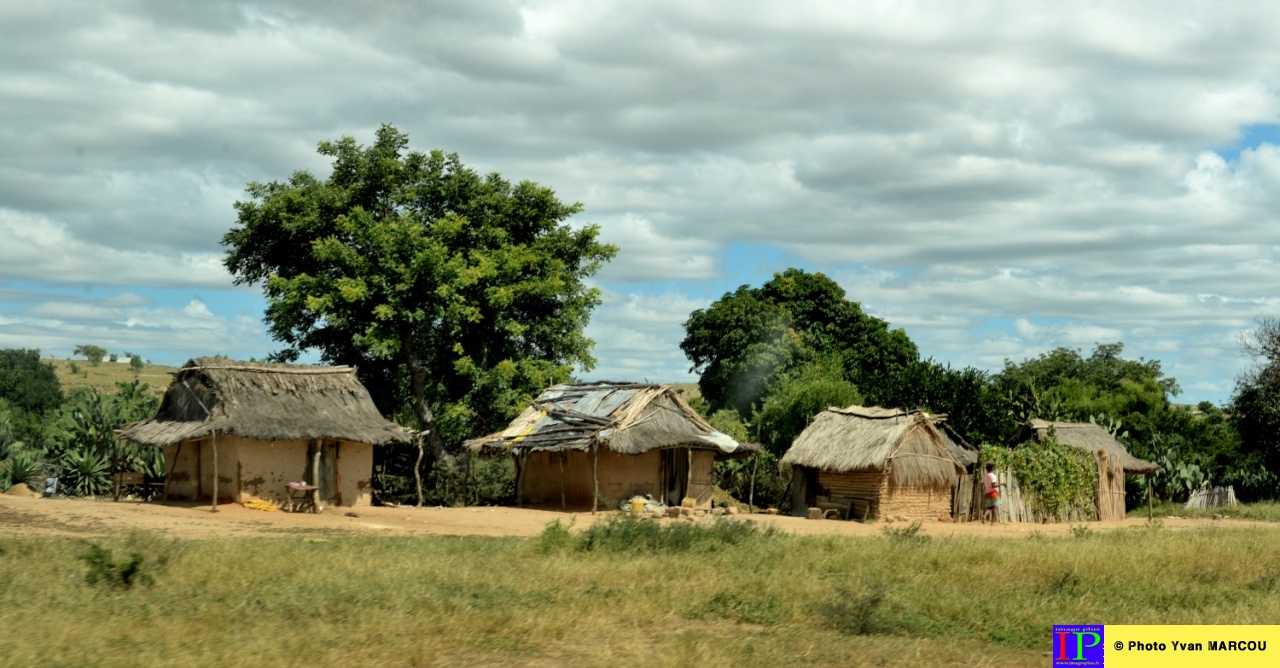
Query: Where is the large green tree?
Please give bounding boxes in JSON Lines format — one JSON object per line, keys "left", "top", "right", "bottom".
{"left": 681, "top": 269, "right": 918, "bottom": 416}
{"left": 1230, "top": 316, "right": 1280, "bottom": 498}
{"left": 222, "top": 125, "right": 616, "bottom": 456}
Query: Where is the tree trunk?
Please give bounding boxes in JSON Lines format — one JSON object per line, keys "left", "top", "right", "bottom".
{"left": 402, "top": 332, "right": 448, "bottom": 465}
{"left": 414, "top": 438, "right": 424, "bottom": 507}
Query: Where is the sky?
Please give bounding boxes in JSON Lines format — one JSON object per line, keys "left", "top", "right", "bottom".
{"left": 4, "top": 2, "right": 1280, "bottom": 405}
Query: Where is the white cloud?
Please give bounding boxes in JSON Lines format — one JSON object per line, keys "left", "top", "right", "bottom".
{"left": 4, "top": 1, "right": 1280, "bottom": 402}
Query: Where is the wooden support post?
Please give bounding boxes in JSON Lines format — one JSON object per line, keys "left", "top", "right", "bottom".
{"left": 517, "top": 451, "right": 529, "bottom": 508}
{"left": 748, "top": 452, "right": 759, "bottom": 514}
{"left": 210, "top": 431, "right": 219, "bottom": 513}
{"left": 311, "top": 443, "right": 322, "bottom": 513}
{"left": 163, "top": 442, "right": 182, "bottom": 505}
{"left": 686, "top": 447, "right": 692, "bottom": 505}
{"left": 334, "top": 442, "right": 343, "bottom": 508}
{"left": 559, "top": 451, "right": 566, "bottom": 510}
{"left": 592, "top": 443, "right": 599, "bottom": 515}
{"left": 1152, "top": 473, "right": 1162, "bottom": 519}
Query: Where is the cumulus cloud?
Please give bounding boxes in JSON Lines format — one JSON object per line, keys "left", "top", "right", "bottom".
{"left": 3, "top": 1, "right": 1280, "bottom": 401}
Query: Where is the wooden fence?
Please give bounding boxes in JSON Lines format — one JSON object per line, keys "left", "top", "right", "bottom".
{"left": 1185, "top": 485, "right": 1238, "bottom": 509}
{"left": 953, "top": 470, "right": 1092, "bottom": 523}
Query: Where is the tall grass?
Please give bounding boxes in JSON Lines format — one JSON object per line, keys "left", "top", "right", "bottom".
{"left": 1, "top": 523, "right": 1278, "bottom": 666}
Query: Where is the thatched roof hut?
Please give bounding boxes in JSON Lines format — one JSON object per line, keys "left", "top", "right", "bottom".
{"left": 118, "top": 358, "right": 412, "bottom": 509}
{"left": 465, "top": 382, "right": 751, "bottom": 456}
{"left": 1011, "top": 419, "right": 1160, "bottom": 475}
{"left": 780, "top": 406, "right": 964, "bottom": 521}
{"left": 120, "top": 357, "right": 412, "bottom": 447}
{"left": 465, "top": 382, "right": 756, "bottom": 510}
{"left": 781, "top": 406, "right": 964, "bottom": 488}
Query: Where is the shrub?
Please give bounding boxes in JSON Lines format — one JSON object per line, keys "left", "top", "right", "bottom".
{"left": 813, "top": 581, "right": 896, "bottom": 636}
{"left": 78, "top": 542, "right": 168, "bottom": 589}
{"left": 574, "top": 514, "right": 775, "bottom": 554}
{"left": 881, "top": 521, "right": 929, "bottom": 545}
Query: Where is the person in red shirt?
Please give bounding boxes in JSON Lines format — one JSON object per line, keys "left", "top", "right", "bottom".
{"left": 981, "top": 462, "right": 1006, "bottom": 525}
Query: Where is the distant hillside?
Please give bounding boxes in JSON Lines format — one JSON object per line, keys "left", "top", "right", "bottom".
{"left": 45, "top": 358, "right": 174, "bottom": 398}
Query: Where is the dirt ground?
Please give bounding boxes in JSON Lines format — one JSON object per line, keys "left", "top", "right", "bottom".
{"left": 1, "top": 493, "right": 1271, "bottom": 541}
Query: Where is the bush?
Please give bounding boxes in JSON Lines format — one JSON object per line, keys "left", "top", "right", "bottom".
{"left": 813, "top": 581, "right": 898, "bottom": 636}
{"left": 542, "top": 514, "right": 777, "bottom": 554}
{"left": 881, "top": 521, "right": 929, "bottom": 545}
{"left": 713, "top": 450, "right": 792, "bottom": 512}
{"left": 583, "top": 514, "right": 774, "bottom": 553}
{"left": 0, "top": 349, "right": 64, "bottom": 414}
{"left": 78, "top": 537, "right": 171, "bottom": 589}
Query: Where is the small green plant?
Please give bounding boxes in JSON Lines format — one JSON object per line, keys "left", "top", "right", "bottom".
{"left": 576, "top": 514, "right": 774, "bottom": 553}
{"left": 129, "top": 354, "right": 144, "bottom": 373}
{"left": 1, "top": 450, "right": 45, "bottom": 490}
{"left": 814, "top": 581, "right": 893, "bottom": 636}
{"left": 1046, "top": 569, "right": 1081, "bottom": 596}
{"left": 1070, "top": 524, "right": 1092, "bottom": 539}
{"left": 881, "top": 521, "right": 929, "bottom": 544}
{"left": 68, "top": 361, "right": 80, "bottom": 375}
{"left": 79, "top": 543, "right": 161, "bottom": 589}
{"left": 1145, "top": 517, "right": 1165, "bottom": 531}
{"left": 537, "top": 518, "right": 576, "bottom": 553}
{"left": 698, "top": 590, "right": 784, "bottom": 626}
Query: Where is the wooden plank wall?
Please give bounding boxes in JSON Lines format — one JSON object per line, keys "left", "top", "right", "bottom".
{"left": 980, "top": 470, "right": 1093, "bottom": 523}
{"left": 687, "top": 449, "right": 715, "bottom": 509}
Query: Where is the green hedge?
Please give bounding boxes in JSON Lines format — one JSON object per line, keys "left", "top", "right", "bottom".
{"left": 980, "top": 435, "right": 1096, "bottom": 519}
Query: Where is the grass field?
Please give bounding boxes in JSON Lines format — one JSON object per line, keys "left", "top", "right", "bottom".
{"left": 1132, "top": 499, "right": 1280, "bottom": 522}
{"left": 2, "top": 517, "right": 1279, "bottom": 667}
{"left": 45, "top": 358, "right": 175, "bottom": 398}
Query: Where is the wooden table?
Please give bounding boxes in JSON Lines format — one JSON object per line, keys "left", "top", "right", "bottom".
{"left": 286, "top": 483, "right": 320, "bottom": 513}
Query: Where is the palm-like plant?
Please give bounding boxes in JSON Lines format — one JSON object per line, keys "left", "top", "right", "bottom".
{"left": 2, "top": 449, "right": 46, "bottom": 491}
{"left": 60, "top": 449, "right": 111, "bottom": 497}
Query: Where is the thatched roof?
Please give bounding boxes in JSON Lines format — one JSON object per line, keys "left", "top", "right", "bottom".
{"left": 779, "top": 406, "right": 964, "bottom": 489}
{"left": 117, "top": 358, "right": 413, "bottom": 446}
{"left": 464, "top": 382, "right": 756, "bottom": 457}
{"left": 1012, "top": 419, "right": 1161, "bottom": 475}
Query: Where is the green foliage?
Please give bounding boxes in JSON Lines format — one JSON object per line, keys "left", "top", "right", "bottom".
{"left": 73, "top": 344, "right": 108, "bottom": 366}
{"left": 78, "top": 539, "right": 169, "bottom": 589}
{"left": 696, "top": 590, "right": 785, "bottom": 626}
{"left": 881, "top": 521, "right": 930, "bottom": 545}
{"left": 813, "top": 581, "right": 896, "bottom": 636}
{"left": 713, "top": 450, "right": 791, "bottom": 512}
{"left": 867, "top": 359, "right": 1018, "bottom": 447}
{"left": 1232, "top": 316, "right": 1280, "bottom": 499}
{"left": 1, "top": 449, "right": 45, "bottom": 491}
{"left": 754, "top": 363, "right": 862, "bottom": 456}
{"left": 557, "top": 514, "right": 777, "bottom": 553}
{"left": 46, "top": 381, "right": 162, "bottom": 496}
{"left": 222, "top": 124, "right": 616, "bottom": 488}
{"left": 60, "top": 449, "right": 111, "bottom": 496}
{"left": 707, "top": 409, "right": 749, "bottom": 442}
{"left": 982, "top": 437, "right": 1096, "bottom": 520}
{"left": 681, "top": 269, "right": 917, "bottom": 417}
{"left": 128, "top": 354, "right": 144, "bottom": 373}
{"left": 0, "top": 348, "right": 64, "bottom": 415}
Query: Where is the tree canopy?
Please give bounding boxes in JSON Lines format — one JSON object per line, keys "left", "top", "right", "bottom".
{"left": 681, "top": 269, "right": 917, "bottom": 416}
{"left": 0, "top": 349, "right": 63, "bottom": 415}
{"left": 222, "top": 124, "right": 617, "bottom": 456}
